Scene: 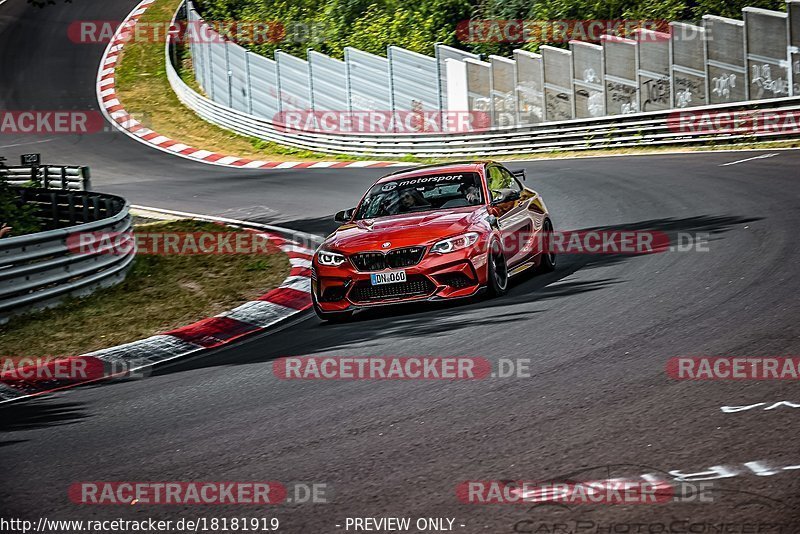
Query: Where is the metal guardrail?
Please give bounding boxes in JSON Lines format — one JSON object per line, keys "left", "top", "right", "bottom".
{"left": 0, "top": 188, "right": 134, "bottom": 324}
{"left": 179, "top": 0, "right": 800, "bottom": 139}
{"left": 3, "top": 165, "right": 91, "bottom": 190}
{"left": 167, "top": 55, "right": 800, "bottom": 157}
{"left": 165, "top": 1, "right": 800, "bottom": 158}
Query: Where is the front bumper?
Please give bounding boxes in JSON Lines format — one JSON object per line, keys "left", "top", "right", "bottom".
{"left": 312, "top": 246, "right": 489, "bottom": 312}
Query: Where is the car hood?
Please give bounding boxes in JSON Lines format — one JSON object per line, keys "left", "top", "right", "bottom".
{"left": 325, "top": 207, "right": 485, "bottom": 251}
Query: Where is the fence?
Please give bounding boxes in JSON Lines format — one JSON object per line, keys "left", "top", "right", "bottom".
{"left": 0, "top": 184, "right": 133, "bottom": 324}
{"left": 181, "top": 0, "right": 800, "bottom": 134}
{"left": 2, "top": 165, "right": 91, "bottom": 190}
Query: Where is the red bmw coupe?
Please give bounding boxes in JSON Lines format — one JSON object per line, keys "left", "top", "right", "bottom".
{"left": 311, "top": 161, "right": 556, "bottom": 320}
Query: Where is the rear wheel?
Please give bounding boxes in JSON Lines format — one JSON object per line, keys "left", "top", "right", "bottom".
{"left": 538, "top": 219, "right": 556, "bottom": 273}
{"left": 487, "top": 239, "right": 509, "bottom": 297}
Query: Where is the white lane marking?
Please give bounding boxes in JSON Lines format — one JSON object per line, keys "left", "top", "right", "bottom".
{"left": 720, "top": 402, "right": 767, "bottom": 413}
{"left": 721, "top": 401, "right": 800, "bottom": 413}
{"left": 719, "top": 153, "right": 778, "bottom": 166}
{"left": 0, "top": 138, "right": 54, "bottom": 149}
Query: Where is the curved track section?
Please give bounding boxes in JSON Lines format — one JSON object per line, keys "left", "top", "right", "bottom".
{"left": 1, "top": 1, "right": 799, "bottom": 531}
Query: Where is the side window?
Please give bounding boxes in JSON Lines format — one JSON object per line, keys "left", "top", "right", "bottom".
{"left": 487, "top": 166, "right": 512, "bottom": 200}
{"left": 500, "top": 169, "right": 522, "bottom": 193}
{"left": 487, "top": 166, "right": 505, "bottom": 190}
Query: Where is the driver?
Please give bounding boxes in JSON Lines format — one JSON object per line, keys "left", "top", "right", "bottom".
{"left": 398, "top": 188, "right": 430, "bottom": 212}
{"left": 464, "top": 185, "right": 481, "bottom": 204}
{"left": 458, "top": 183, "right": 482, "bottom": 205}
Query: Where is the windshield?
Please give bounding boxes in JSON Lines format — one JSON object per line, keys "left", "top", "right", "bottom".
{"left": 354, "top": 172, "right": 484, "bottom": 220}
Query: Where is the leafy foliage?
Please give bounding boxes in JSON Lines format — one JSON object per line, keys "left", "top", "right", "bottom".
{"left": 0, "top": 160, "right": 42, "bottom": 237}
{"left": 195, "top": 0, "right": 786, "bottom": 59}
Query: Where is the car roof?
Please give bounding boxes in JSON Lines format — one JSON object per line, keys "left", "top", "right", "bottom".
{"left": 374, "top": 161, "right": 493, "bottom": 184}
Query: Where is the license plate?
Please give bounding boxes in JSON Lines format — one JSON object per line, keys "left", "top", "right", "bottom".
{"left": 370, "top": 270, "right": 407, "bottom": 285}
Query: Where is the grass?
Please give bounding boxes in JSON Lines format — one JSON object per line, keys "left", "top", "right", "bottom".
{"left": 114, "top": 0, "right": 349, "bottom": 162}
{"left": 114, "top": 0, "right": 800, "bottom": 165}
{"left": 0, "top": 220, "right": 290, "bottom": 362}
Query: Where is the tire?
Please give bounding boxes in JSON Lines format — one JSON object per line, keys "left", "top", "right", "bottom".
{"left": 538, "top": 219, "right": 556, "bottom": 273}
{"left": 487, "top": 239, "right": 509, "bottom": 297}
{"left": 312, "top": 290, "right": 354, "bottom": 322}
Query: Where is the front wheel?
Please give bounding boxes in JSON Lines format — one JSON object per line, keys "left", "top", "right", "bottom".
{"left": 487, "top": 239, "right": 509, "bottom": 297}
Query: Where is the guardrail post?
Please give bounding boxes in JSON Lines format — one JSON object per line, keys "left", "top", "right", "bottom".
{"left": 61, "top": 167, "right": 67, "bottom": 189}
{"left": 246, "top": 49, "right": 253, "bottom": 114}
{"left": 50, "top": 192, "right": 58, "bottom": 226}
{"left": 43, "top": 166, "right": 49, "bottom": 189}
{"left": 275, "top": 49, "right": 284, "bottom": 114}
{"left": 344, "top": 48, "right": 353, "bottom": 114}
{"left": 68, "top": 193, "right": 76, "bottom": 225}
{"left": 104, "top": 198, "right": 113, "bottom": 219}
{"left": 225, "top": 41, "right": 233, "bottom": 107}
{"left": 387, "top": 46, "right": 396, "bottom": 133}
{"left": 81, "top": 166, "right": 91, "bottom": 191}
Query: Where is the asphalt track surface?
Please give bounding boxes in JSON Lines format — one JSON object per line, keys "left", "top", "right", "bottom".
{"left": 2, "top": 1, "right": 800, "bottom": 532}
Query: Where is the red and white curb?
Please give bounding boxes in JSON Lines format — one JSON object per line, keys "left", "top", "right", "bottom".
{"left": 96, "top": 0, "right": 406, "bottom": 170}
{"left": 0, "top": 230, "right": 314, "bottom": 404}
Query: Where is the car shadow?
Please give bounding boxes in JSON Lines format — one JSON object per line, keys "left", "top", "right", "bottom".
{"left": 1, "top": 213, "right": 763, "bottom": 419}
{"left": 154, "top": 212, "right": 761, "bottom": 375}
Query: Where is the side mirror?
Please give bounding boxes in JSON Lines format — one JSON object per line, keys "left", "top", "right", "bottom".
{"left": 491, "top": 189, "right": 521, "bottom": 205}
{"left": 511, "top": 169, "right": 526, "bottom": 181}
{"left": 334, "top": 208, "right": 355, "bottom": 223}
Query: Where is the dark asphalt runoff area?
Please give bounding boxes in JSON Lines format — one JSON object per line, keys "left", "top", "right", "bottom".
{"left": 1, "top": 0, "right": 799, "bottom": 532}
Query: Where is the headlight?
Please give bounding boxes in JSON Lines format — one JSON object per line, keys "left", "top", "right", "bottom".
{"left": 431, "top": 232, "right": 480, "bottom": 254}
{"left": 317, "top": 249, "right": 347, "bottom": 266}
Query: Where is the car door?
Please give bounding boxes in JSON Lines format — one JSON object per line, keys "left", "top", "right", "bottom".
{"left": 486, "top": 165, "right": 528, "bottom": 266}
